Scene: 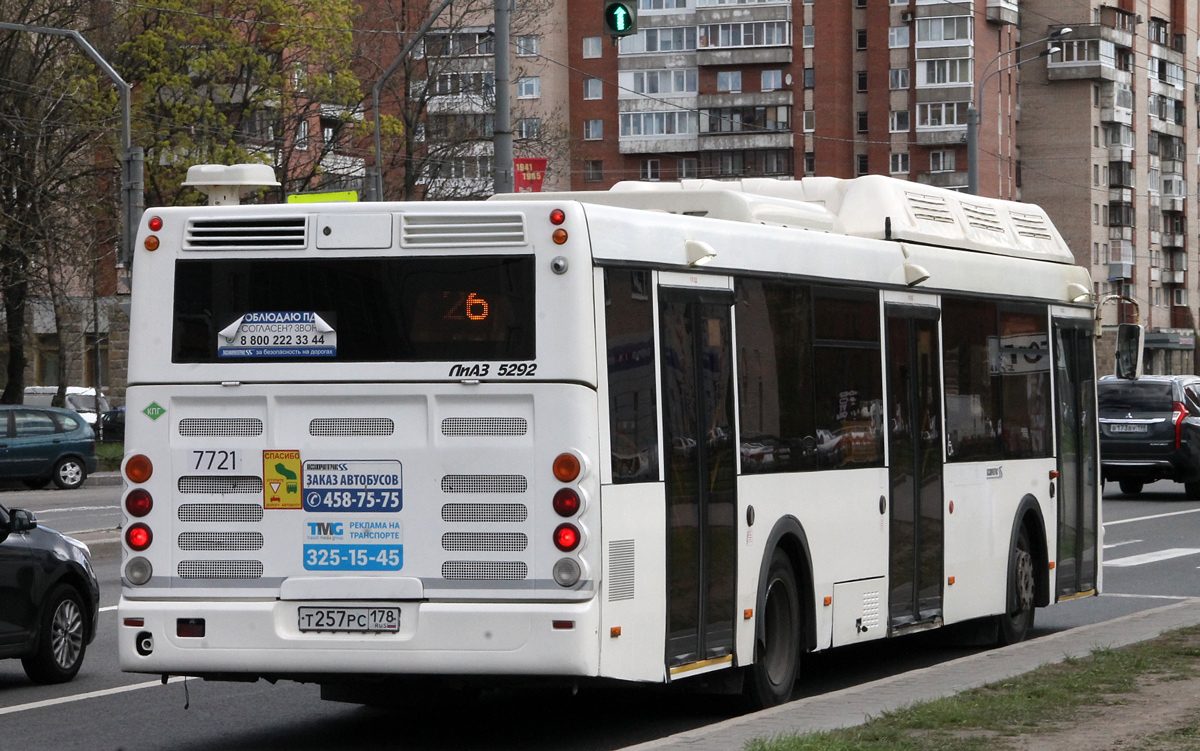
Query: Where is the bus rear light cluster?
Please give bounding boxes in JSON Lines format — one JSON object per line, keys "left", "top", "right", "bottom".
{"left": 144, "top": 216, "right": 162, "bottom": 251}
{"left": 126, "top": 523, "right": 153, "bottom": 551}
{"left": 551, "top": 451, "right": 585, "bottom": 586}
{"left": 126, "top": 489, "right": 153, "bottom": 517}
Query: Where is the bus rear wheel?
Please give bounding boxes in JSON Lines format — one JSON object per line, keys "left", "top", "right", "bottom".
{"left": 746, "top": 548, "right": 800, "bottom": 709}
{"left": 997, "top": 526, "right": 1036, "bottom": 646}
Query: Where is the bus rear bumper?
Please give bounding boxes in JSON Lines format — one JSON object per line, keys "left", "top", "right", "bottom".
{"left": 118, "top": 596, "right": 600, "bottom": 678}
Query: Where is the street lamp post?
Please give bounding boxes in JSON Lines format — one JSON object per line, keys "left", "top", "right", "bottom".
{"left": 966, "top": 27, "right": 1071, "bottom": 195}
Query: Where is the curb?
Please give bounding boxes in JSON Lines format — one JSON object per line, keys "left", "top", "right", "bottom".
{"left": 88, "top": 472, "right": 123, "bottom": 487}
{"left": 618, "top": 598, "right": 1200, "bottom": 751}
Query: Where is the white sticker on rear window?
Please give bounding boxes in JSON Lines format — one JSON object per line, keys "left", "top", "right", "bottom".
{"left": 217, "top": 312, "right": 337, "bottom": 358}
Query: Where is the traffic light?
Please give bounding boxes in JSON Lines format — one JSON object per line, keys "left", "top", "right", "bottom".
{"left": 603, "top": 0, "right": 637, "bottom": 37}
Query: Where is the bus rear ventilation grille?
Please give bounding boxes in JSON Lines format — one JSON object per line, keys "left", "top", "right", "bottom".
{"left": 441, "top": 417, "right": 527, "bottom": 437}
{"left": 310, "top": 418, "right": 395, "bottom": 436}
{"left": 607, "top": 539, "right": 636, "bottom": 602}
{"left": 178, "top": 560, "right": 263, "bottom": 579}
{"left": 184, "top": 217, "right": 307, "bottom": 250}
{"left": 441, "top": 503, "right": 528, "bottom": 523}
{"left": 179, "top": 418, "right": 264, "bottom": 437}
{"left": 442, "top": 532, "right": 528, "bottom": 552}
{"left": 178, "top": 532, "right": 265, "bottom": 551}
{"left": 179, "top": 503, "right": 264, "bottom": 523}
{"left": 441, "top": 475, "right": 528, "bottom": 494}
{"left": 441, "top": 561, "right": 528, "bottom": 580}
{"left": 400, "top": 214, "right": 526, "bottom": 248}
{"left": 178, "top": 476, "right": 264, "bottom": 494}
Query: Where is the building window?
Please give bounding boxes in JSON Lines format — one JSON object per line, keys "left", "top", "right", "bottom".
{"left": 583, "top": 36, "right": 603, "bottom": 58}
{"left": 623, "top": 68, "right": 698, "bottom": 95}
{"left": 804, "top": 151, "right": 815, "bottom": 175}
{"left": 585, "top": 160, "right": 604, "bottom": 182}
{"left": 857, "top": 154, "right": 869, "bottom": 175}
{"left": 699, "top": 149, "right": 791, "bottom": 177}
{"left": 700, "top": 106, "right": 790, "bottom": 133}
{"left": 584, "top": 78, "right": 603, "bottom": 100}
{"left": 888, "top": 26, "right": 909, "bottom": 48}
{"left": 917, "top": 101, "right": 969, "bottom": 127}
{"left": 622, "top": 26, "right": 699, "bottom": 53}
{"left": 856, "top": 71, "right": 868, "bottom": 93}
{"left": 717, "top": 71, "right": 742, "bottom": 92}
{"left": 296, "top": 120, "right": 308, "bottom": 150}
{"left": 930, "top": 149, "right": 955, "bottom": 172}
{"left": 621, "top": 111, "right": 699, "bottom": 136}
{"left": 890, "top": 152, "right": 910, "bottom": 174}
{"left": 856, "top": 29, "right": 867, "bottom": 50}
{"left": 920, "top": 59, "right": 972, "bottom": 86}
{"left": 699, "top": 22, "right": 791, "bottom": 48}
{"left": 516, "top": 35, "right": 540, "bottom": 57}
{"left": 889, "top": 110, "right": 909, "bottom": 132}
{"left": 803, "top": 68, "right": 815, "bottom": 88}
{"left": 803, "top": 110, "right": 815, "bottom": 132}
{"left": 516, "top": 118, "right": 541, "bottom": 140}
{"left": 516, "top": 76, "right": 540, "bottom": 99}
{"left": 641, "top": 159, "right": 661, "bottom": 181}
{"left": 762, "top": 69, "right": 782, "bottom": 91}
{"left": 915, "top": 17, "right": 972, "bottom": 44}
{"left": 584, "top": 119, "right": 604, "bottom": 140}
{"left": 856, "top": 112, "right": 868, "bottom": 132}
{"left": 889, "top": 68, "right": 909, "bottom": 89}
{"left": 679, "top": 157, "right": 698, "bottom": 178}
{"left": 803, "top": 25, "right": 815, "bottom": 48}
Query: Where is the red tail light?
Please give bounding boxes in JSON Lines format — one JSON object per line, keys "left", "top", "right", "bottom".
{"left": 126, "top": 489, "right": 153, "bottom": 517}
{"left": 126, "top": 523, "right": 153, "bottom": 551}
{"left": 553, "top": 488, "right": 580, "bottom": 517}
{"left": 1174, "top": 401, "right": 1187, "bottom": 449}
{"left": 554, "top": 523, "right": 580, "bottom": 552}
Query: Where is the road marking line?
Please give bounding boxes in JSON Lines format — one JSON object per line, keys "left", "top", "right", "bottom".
{"left": 1104, "top": 548, "right": 1200, "bottom": 567}
{"left": 1103, "top": 539, "right": 1143, "bottom": 549}
{"left": 0, "top": 677, "right": 184, "bottom": 716}
{"left": 32, "top": 506, "right": 120, "bottom": 513}
{"left": 1105, "top": 507, "right": 1200, "bottom": 527}
{"left": 1099, "top": 593, "right": 1194, "bottom": 601}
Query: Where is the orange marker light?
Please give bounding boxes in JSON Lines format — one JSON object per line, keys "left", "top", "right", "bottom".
{"left": 125, "top": 454, "right": 153, "bottom": 483}
{"left": 948, "top": 576, "right": 956, "bottom": 585}
{"left": 553, "top": 453, "right": 581, "bottom": 482}
{"left": 823, "top": 596, "right": 832, "bottom": 607}
{"left": 552, "top": 228, "right": 568, "bottom": 245}
{"left": 144, "top": 235, "right": 160, "bottom": 251}
{"left": 610, "top": 626, "right": 622, "bottom": 638}
{"left": 744, "top": 609, "right": 753, "bottom": 620}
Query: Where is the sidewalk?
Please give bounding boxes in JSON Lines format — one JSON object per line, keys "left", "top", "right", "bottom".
{"left": 620, "top": 598, "right": 1200, "bottom": 751}
{"left": 90, "top": 470, "right": 123, "bottom": 487}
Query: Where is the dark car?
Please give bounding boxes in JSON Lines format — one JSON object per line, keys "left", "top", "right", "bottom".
{"left": 98, "top": 408, "right": 125, "bottom": 443}
{"left": 1098, "top": 374, "right": 1200, "bottom": 496}
{"left": 0, "top": 503, "right": 100, "bottom": 683}
{"left": 0, "top": 405, "right": 99, "bottom": 489}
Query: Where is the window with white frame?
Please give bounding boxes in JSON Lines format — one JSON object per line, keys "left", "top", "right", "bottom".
{"left": 584, "top": 78, "right": 603, "bottom": 100}
{"left": 641, "top": 159, "right": 661, "bottom": 181}
{"left": 516, "top": 35, "right": 540, "bottom": 56}
{"left": 585, "top": 160, "right": 603, "bottom": 182}
{"left": 296, "top": 120, "right": 308, "bottom": 150}
{"left": 889, "top": 68, "right": 909, "bottom": 89}
{"left": 621, "top": 26, "right": 699, "bottom": 53}
{"left": 803, "top": 25, "right": 815, "bottom": 47}
{"left": 584, "top": 119, "right": 604, "bottom": 140}
{"left": 762, "top": 69, "right": 782, "bottom": 91}
{"left": 803, "top": 110, "right": 815, "bottom": 132}
{"left": 620, "top": 111, "right": 699, "bottom": 136}
{"left": 583, "top": 36, "right": 603, "bottom": 58}
{"left": 890, "top": 152, "right": 910, "bottom": 174}
{"left": 888, "top": 26, "right": 909, "bottom": 48}
{"left": 699, "top": 21, "right": 791, "bottom": 48}
{"left": 917, "top": 101, "right": 969, "bottom": 127}
{"left": 930, "top": 149, "right": 955, "bottom": 171}
{"left": 515, "top": 118, "right": 541, "bottom": 139}
{"left": 889, "top": 110, "right": 910, "bottom": 132}
{"left": 678, "top": 157, "right": 698, "bottom": 178}
{"left": 621, "top": 69, "right": 698, "bottom": 95}
{"left": 640, "top": 0, "right": 687, "bottom": 7}
{"left": 517, "top": 77, "right": 540, "bottom": 99}
{"left": 916, "top": 17, "right": 972, "bottom": 44}
{"left": 717, "top": 71, "right": 742, "bottom": 92}
{"left": 919, "top": 58, "right": 972, "bottom": 86}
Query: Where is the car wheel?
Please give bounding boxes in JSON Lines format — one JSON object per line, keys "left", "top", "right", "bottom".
{"left": 21, "top": 584, "right": 88, "bottom": 684}
{"left": 746, "top": 548, "right": 800, "bottom": 709}
{"left": 52, "top": 457, "right": 86, "bottom": 490}
{"left": 1118, "top": 479, "right": 1144, "bottom": 496}
{"left": 997, "top": 526, "right": 1036, "bottom": 646}
{"left": 23, "top": 478, "right": 51, "bottom": 490}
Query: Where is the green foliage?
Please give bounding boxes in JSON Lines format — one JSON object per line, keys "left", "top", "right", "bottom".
{"left": 95, "top": 443, "right": 125, "bottom": 472}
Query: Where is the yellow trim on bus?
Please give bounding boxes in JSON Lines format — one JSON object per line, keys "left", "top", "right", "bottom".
{"left": 1058, "top": 589, "right": 1098, "bottom": 602}
{"left": 668, "top": 654, "right": 734, "bottom": 676}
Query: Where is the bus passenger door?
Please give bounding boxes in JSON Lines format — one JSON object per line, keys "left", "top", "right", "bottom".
{"left": 1053, "top": 319, "right": 1099, "bottom": 597}
{"left": 658, "top": 285, "right": 737, "bottom": 671}
{"left": 885, "top": 305, "right": 944, "bottom": 631}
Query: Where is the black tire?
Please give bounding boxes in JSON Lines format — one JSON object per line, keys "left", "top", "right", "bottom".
{"left": 1118, "top": 479, "right": 1143, "bottom": 496}
{"left": 746, "top": 549, "right": 800, "bottom": 709}
{"left": 22, "top": 584, "right": 88, "bottom": 684}
{"left": 23, "top": 477, "right": 51, "bottom": 490}
{"left": 997, "top": 526, "right": 1036, "bottom": 646}
{"left": 51, "top": 457, "right": 86, "bottom": 490}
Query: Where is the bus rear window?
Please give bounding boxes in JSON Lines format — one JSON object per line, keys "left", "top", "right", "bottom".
{"left": 172, "top": 256, "right": 535, "bottom": 363}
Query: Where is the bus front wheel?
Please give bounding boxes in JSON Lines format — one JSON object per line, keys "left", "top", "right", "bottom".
{"left": 746, "top": 548, "right": 800, "bottom": 709}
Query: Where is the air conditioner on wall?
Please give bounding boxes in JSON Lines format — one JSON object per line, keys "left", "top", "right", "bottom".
{"left": 900, "top": 11, "right": 913, "bottom": 22}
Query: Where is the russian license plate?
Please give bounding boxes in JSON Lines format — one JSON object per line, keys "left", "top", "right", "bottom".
{"left": 298, "top": 607, "right": 400, "bottom": 633}
{"left": 1110, "top": 424, "right": 1148, "bottom": 433}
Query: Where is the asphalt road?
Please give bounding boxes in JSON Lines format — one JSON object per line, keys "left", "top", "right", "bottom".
{"left": 1, "top": 479, "right": 1198, "bottom": 750}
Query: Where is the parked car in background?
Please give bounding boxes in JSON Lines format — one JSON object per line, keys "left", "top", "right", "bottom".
{"left": 99, "top": 407, "right": 125, "bottom": 443}
{"left": 0, "top": 405, "right": 99, "bottom": 489}
{"left": 0, "top": 503, "right": 99, "bottom": 683}
{"left": 1098, "top": 374, "right": 1200, "bottom": 497}
{"left": 23, "top": 386, "right": 112, "bottom": 426}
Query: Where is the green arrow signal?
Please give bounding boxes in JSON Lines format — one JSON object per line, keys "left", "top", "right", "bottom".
{"left": 612, "top": 5, "right": 629, "bottom": 30}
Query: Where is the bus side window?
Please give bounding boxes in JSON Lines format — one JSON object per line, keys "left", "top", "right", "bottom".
{"left": 605, "top": 269, "right": 659, "bottom": 484}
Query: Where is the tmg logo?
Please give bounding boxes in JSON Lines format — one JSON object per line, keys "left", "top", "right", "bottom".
{"left": 307, "top": 522, "right": 343, "bottom": 536}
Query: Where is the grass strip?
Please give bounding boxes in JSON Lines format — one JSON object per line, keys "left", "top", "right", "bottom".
{"left": 747, "top": 625, "right": 1200, "bottom": 751}
{"left": 96, "top": 442, "right": 124, "bottom": 472}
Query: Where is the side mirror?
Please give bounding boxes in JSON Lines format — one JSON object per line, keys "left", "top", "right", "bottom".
{"left": 10, "top": 508, "right": 37, "bottom": 533}
{"left": 1114, "top": 323, "right": 1144, "bottom": 380}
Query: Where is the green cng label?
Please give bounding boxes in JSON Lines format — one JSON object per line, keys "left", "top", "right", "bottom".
{"left": 143, "top": 402, "right": 166, "bottom": 421}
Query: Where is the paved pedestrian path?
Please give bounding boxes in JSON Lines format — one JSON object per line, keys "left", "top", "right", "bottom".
{"left": 620, "top": 598, "right": 1200, "bottom": 751}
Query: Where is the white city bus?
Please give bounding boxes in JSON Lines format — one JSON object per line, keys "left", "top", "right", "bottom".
{"left": 118, "top": 169, "right": 1100, "bottom": 707}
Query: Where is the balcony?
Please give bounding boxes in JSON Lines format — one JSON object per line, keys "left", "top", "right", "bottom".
{"left": 697, "top": 132, "right": 792, "bottom": 151}
{"left": 1162, "top": 270, "right": 1185, "bottom": 284}
{"left": 1163, "top": 196, "right": 1185, "bottom": 213}
{"left": 1109, "top": 187, "right": 1133, "bottom": 203}
{"left": 1108, "top": 261, "right": 1133, "bottom": 280}
{"left": 1108, "top": 144, "right": 1133, "bottom": 162}
{"left": 986, "top": 0, "right": 1017, "bottom": 25}
{"left": 1163, "top": 232, "right": 1186, "bottom": 249}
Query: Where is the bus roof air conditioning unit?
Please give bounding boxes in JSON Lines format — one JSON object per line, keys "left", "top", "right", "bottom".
{"left": 182, "top": 163, "right": 280, "bottom": 206}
